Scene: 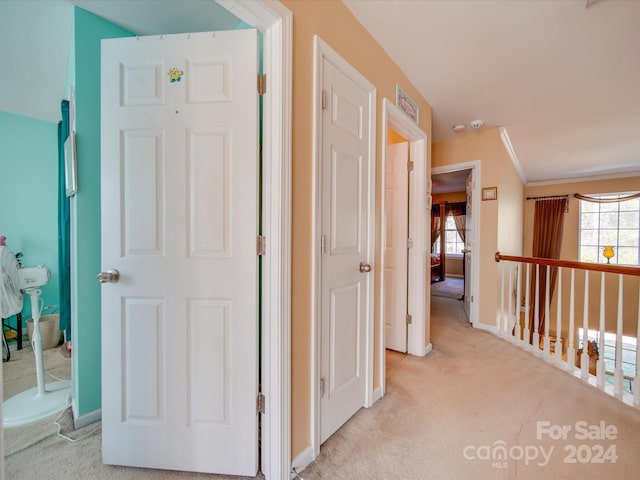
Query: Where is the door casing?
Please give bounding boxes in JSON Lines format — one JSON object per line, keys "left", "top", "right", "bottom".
{"left": 193, "top": 4, "right": 293, "bottom": 477}
{"left": 379, "top": 99, "right": 429, "bottom": 399}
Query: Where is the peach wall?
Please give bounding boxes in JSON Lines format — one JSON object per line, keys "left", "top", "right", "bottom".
{"left": 432, "top": 128, "right": 524, "bottom": 327}
{"left": 281, "top": 0, "right": 433, "bottom": 459}
{"left": 432, "top": 191, "right": 466, "bottom": 203}
{"left": 388, "top": 127, "right": 408, "bottom": 144}
{"left": 524, "top": 175, "right": 640, "bottom": 339}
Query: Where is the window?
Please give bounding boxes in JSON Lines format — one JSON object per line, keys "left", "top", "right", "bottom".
{"left": 579, "top": 193, "right": 640, "bottom": 265}
{"left": 578, "top": 328, "right": 637, "bottom": 394}
{"left": 433, "top": 215, "right": 464, "bottom": 255}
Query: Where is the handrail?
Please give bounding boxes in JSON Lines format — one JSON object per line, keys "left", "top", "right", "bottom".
{"left": 495, "top": 252, "right": 640, "bottom": 277}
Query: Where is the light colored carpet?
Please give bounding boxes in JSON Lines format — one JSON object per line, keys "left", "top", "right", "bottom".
{"left": 430, "top": 277, "right": 464, "bottom": 300}
{"left": 300, "top": 296, "right": 640, "bottom": 479}
{"left": 5, "top": 297, "right": 640, "bottom": 479}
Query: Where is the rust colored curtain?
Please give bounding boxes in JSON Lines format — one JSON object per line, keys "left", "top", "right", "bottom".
{"left": 430, "top": 204, "right": 441, "bottom": 250}
{"left": 431, "top": 216, "right": 441, "bottom": 250}
{"left": 446, "top": 201, "right": 466, "bottom": 217}
{"left": 528, "top": 198, "right": 568, "bottom": 344}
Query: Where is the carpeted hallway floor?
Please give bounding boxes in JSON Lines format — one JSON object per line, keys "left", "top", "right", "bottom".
{"left": 4, "top": 296, "right": 640, "bottom": 479}
{"left": 300, "top": 296, "right": 640, "bottom": 479}
{"left": 430, "top": 276, "right": 464, "bottom": 300}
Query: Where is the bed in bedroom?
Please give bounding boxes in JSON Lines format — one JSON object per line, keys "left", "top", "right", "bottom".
{"left": 430, "top": 252, "right": 444, "bottom": 283}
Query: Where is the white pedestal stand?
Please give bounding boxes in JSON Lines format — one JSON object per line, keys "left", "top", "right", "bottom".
{"left": 3, "top": 288, "right": 70, "bottom": 428}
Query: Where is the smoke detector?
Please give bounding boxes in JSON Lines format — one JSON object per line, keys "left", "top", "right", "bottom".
{"left": 470, "top": 120, "right": 484, "bottom": 129}
{"left": 452, "top": 123, "right": 466, "bottom": 132}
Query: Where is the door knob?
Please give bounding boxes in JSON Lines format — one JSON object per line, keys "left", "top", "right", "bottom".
{"left": 97, "top": 269, "right": 120, "bottom": 284}
{"left": 359, "top": 262, "right": 372, "bottom": 273}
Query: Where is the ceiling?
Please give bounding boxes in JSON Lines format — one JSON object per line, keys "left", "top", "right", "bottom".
{"left": 2, "top": 1, "right": 639, "bottom": 187}
{"left": 0, "top": 0, "right": 242, "bottom": 123}
{"left": 345, "top": 0, "right": 640, "bottom": 185}
{"left": 432, "top": 169, "right": 472, "bottom": 195}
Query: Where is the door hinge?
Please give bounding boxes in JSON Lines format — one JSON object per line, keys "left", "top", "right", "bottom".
{"left": 257, "top": 235, "right": 266, "bottom": 256}
{"left": 321, "top": 89, "right": 327, "bottom": 110}
{"left": 407, "top": 238, "right": 414, "bottom": 249}
{"left": 407, "top": 160, "right": 414, "bottom": 171}
{"left": 320, "top": 377, "right": 326, "bottom": 397}
{"left": 320, "top": 235, "right": 326, "bottom": 255}
{"left": 257, "top": 392, "right": 265, "bottom": 414}
{"left": 258, "top": 74, "right": 267, "bottom": 95}
{"left": 406, "top": 314, "right": 413, "bottom": 325}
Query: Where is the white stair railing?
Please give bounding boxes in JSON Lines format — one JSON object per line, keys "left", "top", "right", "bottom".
{"left": 495, "top": 252, "right": 640, "bottom": 408}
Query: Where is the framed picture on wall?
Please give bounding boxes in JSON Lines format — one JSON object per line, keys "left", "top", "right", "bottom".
{"left": 65, "top": 130, "right": 77, "bottom": 197}
{"left": 482, "top": 186, "right": 497, "bottom": 201}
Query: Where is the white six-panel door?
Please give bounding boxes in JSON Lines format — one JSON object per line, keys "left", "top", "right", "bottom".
{"left": 385, "top": 142, "right": 409, "bottom": 352}
{"left": 464, "top": 170, "right": 473, "bottom": 322}
{"left": 319, "top": 46, "right": 375, "bottom": 444}
{"left": 100, "top": 30, "right": 258, "bottom": 476}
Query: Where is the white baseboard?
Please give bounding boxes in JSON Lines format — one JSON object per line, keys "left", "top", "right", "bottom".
{"left": 473, "top": 321, "right": 497, "bottom": 333}
{"left": 424, "top": 343, "right": 433, "bottom": 355}
{"left": 71, "top": 400, "right": 101, "bottom": 429}
{"left": 291, "top": 445, "right": 314, "bottom": 478}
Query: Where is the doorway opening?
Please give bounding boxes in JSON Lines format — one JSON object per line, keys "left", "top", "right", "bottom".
{"left": 379, "top": 99, "right": 429, "bottom": 401}
{"left": 431, "top": 161, "right": 481, "bottom": 327}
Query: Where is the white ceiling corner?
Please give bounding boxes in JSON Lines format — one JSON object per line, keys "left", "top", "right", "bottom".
{"left": 344, "top": 0, "right": 640, "bottom": 185}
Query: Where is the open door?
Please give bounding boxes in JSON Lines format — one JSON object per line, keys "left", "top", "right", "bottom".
{"left": 385, "top": 142, "right": 409, "bottom": 352}
{"left": 100, "top": 30, "right": 259, "bottom": 475}
{"left": 463, "top": 171, "right": 473, "bottom": 321}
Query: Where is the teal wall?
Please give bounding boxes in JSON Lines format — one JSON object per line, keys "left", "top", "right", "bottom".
{"left": 0, "top": 111, "right": 59, "bottom": 324}
{"left": 72, "top": 7, "right": 133, "bottom": 417}
{"left": 69, "top": 7, "right": 258, "bottom": 420}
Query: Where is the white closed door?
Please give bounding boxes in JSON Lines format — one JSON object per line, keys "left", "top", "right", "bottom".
{"left": 464, "top": 171, "right": 473, "bottom": 322}
{"left": 319, "top": 53, "right": 375, "bottom": 444}
{"left": 385, "top": 142, "right": 409, "bottom": 352}
{"left": 100, "top": 30, "right": 259, "bottom": 476}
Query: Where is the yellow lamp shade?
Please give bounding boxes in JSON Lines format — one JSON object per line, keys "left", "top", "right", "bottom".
{"left": 602, "top": 245, "right": 615, "bottom": 263}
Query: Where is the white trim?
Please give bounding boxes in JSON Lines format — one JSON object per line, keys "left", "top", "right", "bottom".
{"left": 498, "top": 127, "right": 526, "bottom": 184}
{"left": 72, "top": 403, "right": 102, "bottom": 429}
{"left": 526, "top": 170, "right": 640, "bottom": 187}
{"left": 431, "top": 160, "right": 481, "bottom": 329}
{"left": 424, "top": 343, "right": 433, "bottom": 355}
{"left": 311, "top": 35, "right": 376, "bottom": 458}
{"left": 290, "top": 445, "right": 314, "bottom": 478}
{"left": 380, "top": 99, "right": 429, "bottom": 383}
{"left": 473, "top": 322, "right": 497, "bottom": 333}
{"left": 215, "top": 3, "right": 292, "bottom": 479}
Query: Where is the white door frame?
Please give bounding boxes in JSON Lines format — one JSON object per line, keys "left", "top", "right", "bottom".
{"left": 311, "top": 35, "right": 376, "bottom": 459}
{"left": 379, "top": 99, "right": 429, "bottom": 396}
{"left": 431, "top": 160, "right": 481, "bottom": 329}
{"left": 210, "top": 2, "right": 292, "bottom": 479}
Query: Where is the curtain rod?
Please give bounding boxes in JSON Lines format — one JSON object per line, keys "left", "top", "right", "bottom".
{"left": 525, "top": 194, "right": 570, "bottom": 201}
{"left": 526, "top": 192, "right": 640, "bottom": 202}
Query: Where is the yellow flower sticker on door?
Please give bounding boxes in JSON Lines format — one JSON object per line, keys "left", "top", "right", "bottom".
{"left": 167, "top": 67, "right": 184, "bottom": 83}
